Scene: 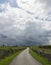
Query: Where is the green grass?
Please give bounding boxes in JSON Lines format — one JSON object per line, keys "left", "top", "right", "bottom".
{"left": 0, "top": 46, "right": 26, "bottom": 50}
{"left": 30, "top": 46, "right": 51, "bottom": 54}
{"left": 29, "top": 49, "right": 51, "bottom": 65}
{"left": 0, "top": 50, "right": 23, "bottom": 65}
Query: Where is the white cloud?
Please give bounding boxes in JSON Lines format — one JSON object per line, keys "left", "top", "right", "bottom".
{"left": 0, "top": 0, "right": 51, "bottom": 45}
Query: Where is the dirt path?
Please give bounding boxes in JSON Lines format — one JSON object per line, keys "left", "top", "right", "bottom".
{"left": 9, "top": 48, "right": 42, "bottom": 65}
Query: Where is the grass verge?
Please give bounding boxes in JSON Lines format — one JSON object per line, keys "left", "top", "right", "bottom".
{"left": 29, "top": 49, "right": 51, "bottom": 65}
{"left": 0, "top": 50, "right": 23, "bottom": 65}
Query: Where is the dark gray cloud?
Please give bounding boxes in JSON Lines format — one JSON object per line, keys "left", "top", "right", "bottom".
{"left": 0, "top": 0, "right": 51, "bottom": 46}
{"left": 0, "top": 34, "right": 18, "bottom": 46}
{"left": 38, "top": 0, "right": 51, "bottom": 8}
{"left": 0, "top": 21, "right": 50, "bottom": 46}
{"left": 45, "top": 16, "right": 51, "bottom": 21}
{"left": 23, "top": 21, "right": 49, "bottom": 45}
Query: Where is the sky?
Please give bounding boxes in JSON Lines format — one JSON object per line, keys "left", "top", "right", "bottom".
{"left": 0, "top": 0, "right": 51, "bottom": 45}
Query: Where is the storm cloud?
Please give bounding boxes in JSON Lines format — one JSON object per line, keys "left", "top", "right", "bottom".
{"left": 0, "top": 0, "right": 51, "bottom": 46}
{"left": 38, "top": 0, "right": 51, "bottom": 7}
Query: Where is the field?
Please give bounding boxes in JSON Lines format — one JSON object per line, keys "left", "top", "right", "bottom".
{"left": 0, "top": 45, "right": 51, "bottom": 65}
{"left": 30, "top": 45, "right": 51, "bottom": 54}
{"left": 30, "top": 45, "right": 51, "bottom": 65}
{"left": 0, "top": 46, "right": 26, "bottom": 65}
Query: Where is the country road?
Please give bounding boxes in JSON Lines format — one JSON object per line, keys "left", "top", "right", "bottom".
{"left": 9, "top": 48, "right": 42, "bottom": 65}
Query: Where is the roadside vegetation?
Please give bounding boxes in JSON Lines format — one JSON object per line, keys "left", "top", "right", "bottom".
{"left": 30, "top": 45, "right": 51, "bottom": 54}
{"left": 0, "top": 46, "right": 26, "bottom": 65}
{"left": 29, "top": 45, "right": 51, "bottom": 65}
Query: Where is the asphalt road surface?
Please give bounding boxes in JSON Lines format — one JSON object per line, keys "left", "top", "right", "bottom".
{"left": 9, "top": 48, "right": 42, "bottom": 65}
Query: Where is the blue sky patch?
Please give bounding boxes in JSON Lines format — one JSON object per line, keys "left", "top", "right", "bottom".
{"left": 0, "top": 7, "right": 5, "bottom": 12}
{"left": 0, "top": 0, "right": 8, "bottom": 4}
{"left": 0, "top": 0, "right": 19, "bottom": 8}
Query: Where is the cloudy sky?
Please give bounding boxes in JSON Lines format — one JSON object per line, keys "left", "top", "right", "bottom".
{"left": 0, "top": 0, "right": 51, "bottom": 45}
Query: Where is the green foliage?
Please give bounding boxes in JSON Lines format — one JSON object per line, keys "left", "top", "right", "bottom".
{"left": 0, "top": 46, "right": 25, "bottom": 60}
{"left": 30, "top": 46, "right": 51, "bottom": 54}
{"left": 39, "top": 45, "right": 51, "bottom": 49}
{"left": 29, "top": 49, "right": 51, "bottom": 65}
{"left": 0, "top": 49, "right": 23, "bottom": 65}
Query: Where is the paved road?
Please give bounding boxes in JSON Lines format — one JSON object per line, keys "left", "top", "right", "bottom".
{"left": 9, "top": 48, "right": 42, "bottom": 65}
